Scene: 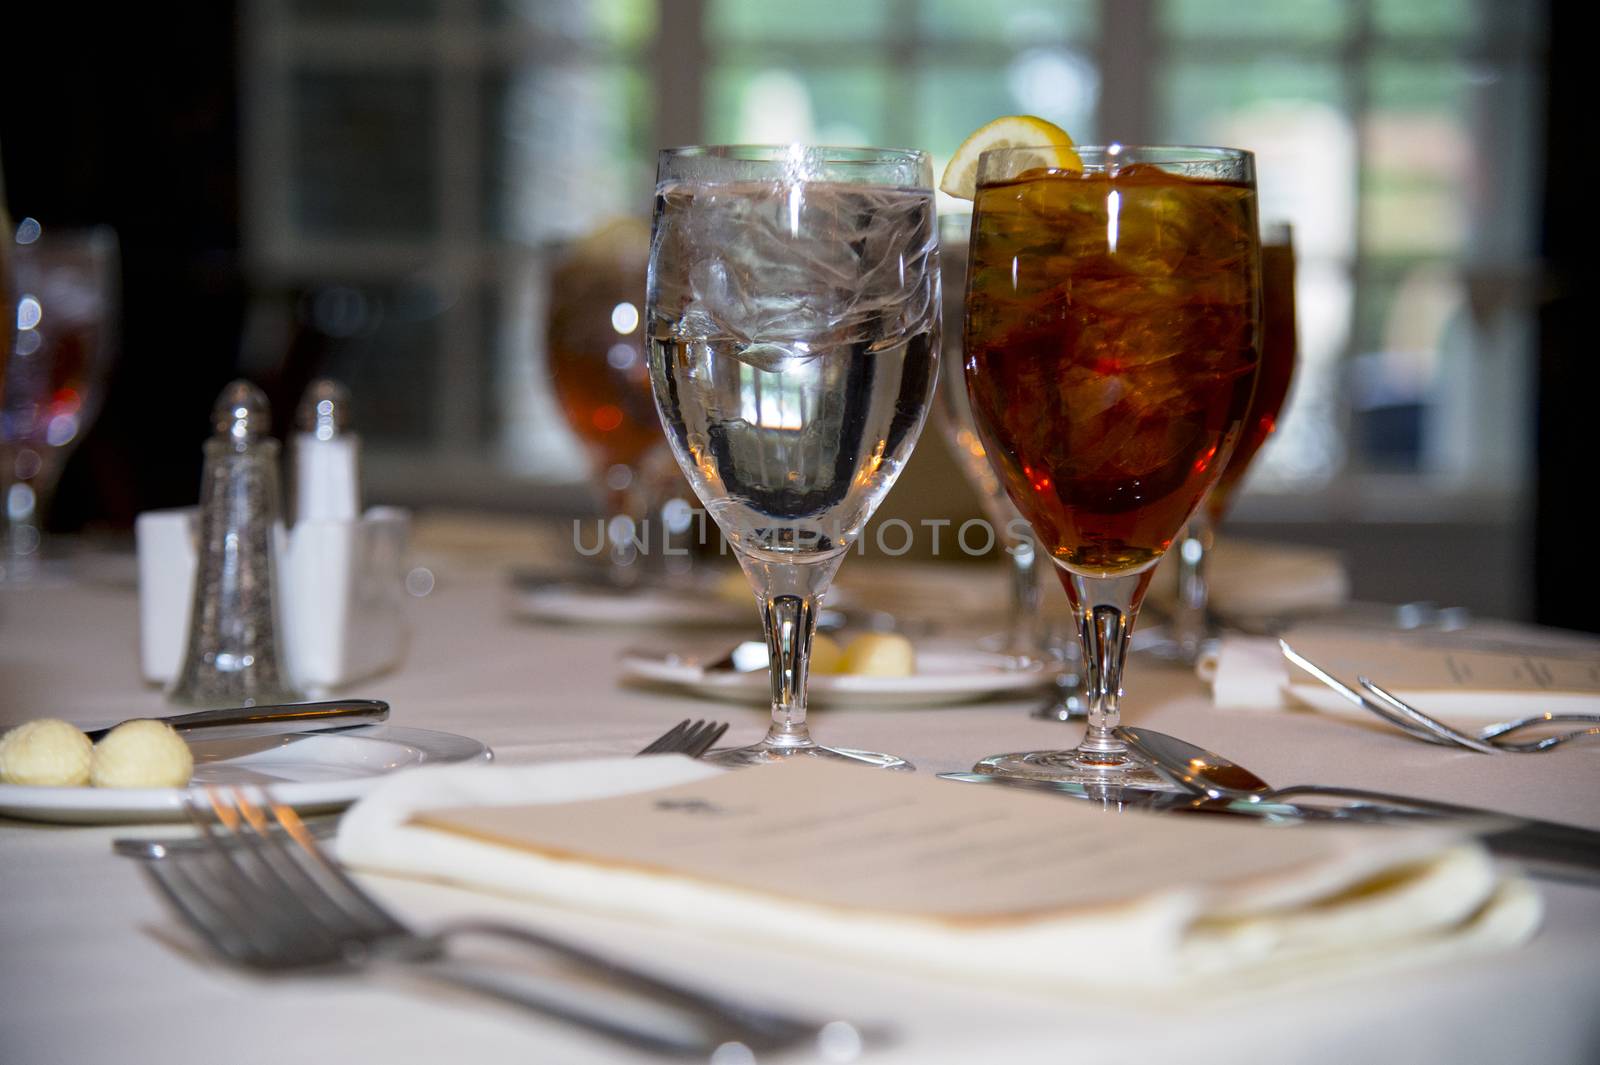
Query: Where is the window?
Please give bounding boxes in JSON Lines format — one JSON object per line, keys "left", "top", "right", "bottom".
{"left": 244, "top": 0, "right": 1545, "bottom": 515}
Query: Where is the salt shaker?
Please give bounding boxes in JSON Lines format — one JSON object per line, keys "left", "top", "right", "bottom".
{"left": 168, "top": 380, "right": 303, "bottom": 707}
{"left": 291, "top": 378, "right": 359, "bottom": 523}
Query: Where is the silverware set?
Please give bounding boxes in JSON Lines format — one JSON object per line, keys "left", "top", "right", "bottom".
{"left": 118, "top": 667, "right": 1597, "bottom": 1058}
{"left": 116, "top": 718, "right": 863, "bottom": 1061}
{"left": 1280, "top": 640, "right": 1600, "bottom": 753}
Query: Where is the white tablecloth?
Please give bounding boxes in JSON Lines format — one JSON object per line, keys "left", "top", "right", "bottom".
{"left": 3, "top": 548, "right": 1598, "bottom": 1065}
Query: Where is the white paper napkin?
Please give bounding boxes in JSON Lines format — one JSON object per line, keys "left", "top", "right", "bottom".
{"left": 336, "top": 756, "right": 1539, "bottom": 994}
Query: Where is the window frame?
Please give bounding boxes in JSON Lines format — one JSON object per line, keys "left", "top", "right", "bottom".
{"left": 241, "top": 0, "right": 1547, "bottom": 523}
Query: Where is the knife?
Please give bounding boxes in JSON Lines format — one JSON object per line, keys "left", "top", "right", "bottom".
{"left": 84, "top": 699, "right": 389, "bottom": 742}
{"left": 936, "top": 772, "right": 1600, "bottom": 885}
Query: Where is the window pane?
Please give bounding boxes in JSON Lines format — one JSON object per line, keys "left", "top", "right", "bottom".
{"left": 482, "top": 0, "right": 657, "bottom": 47}
{"left": 1371, "top": 0, "right": 1479, "bottom": 38}
{"left": 708, "top": 0, "right": 887, "bottom": 42}
{"left": 1158, "top": 59, "right": 1350, "bottom": 257}
{"left": 304, "top": 281, "right": 447, "bottom": 447}
{"left": 914, "top": 58, "right": 1098, "bottom": 162}
{"left": 289, "top": 0, "right": 435, "bottom": 20}
{"left": 481, "top": 66, "right": 651, "bottom": 244}
{"left": 1159, "top": 0, "right": 1351, "bottom": 42}
{"left": 1362, "top": 60, "right": 1473, "bottom": 257}
{"left": 1157, "top": 57, "right": 1354, "bottom": 489}
{"left": 290, "top": 69, "right": 437, "bottom": 240}
{"left": 1347, "top": 269, "right": 1475, "bottom": 474}
{"left": 707, "top": 64, "right": 888, "bottom": 146}
{"left": 918, "top": 0, "right": 1096, "bottom": 43}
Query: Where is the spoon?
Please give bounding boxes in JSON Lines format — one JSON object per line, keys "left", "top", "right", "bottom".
{"left": 1115, "top": 726, "right": 1600, "bottom": 880}
{"left": 1114, "top": 726, "right": 1507, "bottom": 818}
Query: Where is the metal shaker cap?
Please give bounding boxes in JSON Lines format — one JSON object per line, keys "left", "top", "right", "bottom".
{"left": 295, "top": 379, "right": 352, "bottom": 441}
{"left": 212, "top": 380, "right": 271, "bottom": 444}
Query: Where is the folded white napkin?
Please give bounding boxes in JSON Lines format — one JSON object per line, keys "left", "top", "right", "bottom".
{"left": 1199, "top": 628, "right": 1600, "bottom": 719}
{"left": 1196, "top": 636, "right": 1294, "bottom": 712}
{"left": 1151, "top": 538, "right": 1350, "bottom": 618}
{"left": 337, "top": 757, "right": 1538, "bottom": 994}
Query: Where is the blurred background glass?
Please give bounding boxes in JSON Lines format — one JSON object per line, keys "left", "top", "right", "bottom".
{"left": 2, "top": 223, "right": 119, "bottom": 581}
{"left": 0, "top": 0, "right": 1580, "bottom": 627}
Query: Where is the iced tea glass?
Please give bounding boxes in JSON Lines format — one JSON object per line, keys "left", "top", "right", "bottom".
{"left": 963, "top": 146, "right": 1262, "bottom": 788}
{"left": 1164, "top": 222, "right": 1297, "bottom": 660}
{"left": 546, "top": 219, "right": 672, "bottom": 579}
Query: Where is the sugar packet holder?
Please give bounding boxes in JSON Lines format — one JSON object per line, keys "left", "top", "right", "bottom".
{"left": 136, "top": 505, "right": 411, "bottom": 692}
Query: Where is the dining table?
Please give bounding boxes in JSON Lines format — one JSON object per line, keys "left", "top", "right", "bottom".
{"left": 2, "top": 532, "right": 1598, "bottom": 1065}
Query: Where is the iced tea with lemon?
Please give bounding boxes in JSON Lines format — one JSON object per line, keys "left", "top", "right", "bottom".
{"left": 963, "top": 163, "right": 1261, "bottom": 577}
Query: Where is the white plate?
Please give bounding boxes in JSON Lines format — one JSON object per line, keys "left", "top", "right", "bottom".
{"left": 620, "top": 647, "right": 1048, "bottom": 707}
{"left": 0, "top": 726, "right": 492, "bottom": 825}
{"left": 511, "top": 584, "right": 747, "bottom": 628}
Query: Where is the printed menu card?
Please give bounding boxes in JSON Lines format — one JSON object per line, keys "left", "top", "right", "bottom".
{"left": 358, "top": 758, "right": 1542, "bottom": 987}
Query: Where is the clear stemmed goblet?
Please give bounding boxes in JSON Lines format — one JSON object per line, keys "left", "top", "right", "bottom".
{"left": 934, "top": 211, "right": 1044, "bottom": 662}
{"left": 937, "top": 212, "right": 1085, "bottom": 722}
{"left": 1162, "top": 222, "right": 1298, "bottom": 661}
{"left": 647, "top": 145, "right": 940, "bottom": 769}
{"left": 2, "top": 221, "right": 120, "bottom": 583}
{"left": 963, "top": 146, "right": 1263, "bottom": 789}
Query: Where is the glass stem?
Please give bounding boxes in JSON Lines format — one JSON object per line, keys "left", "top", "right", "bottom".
{"left": 744, "top": 554, "right": 840, "bottom": 750}
{"left": 1171, "top": 512, "right": 1214, "bottom": 661}
{"left": 1067, "top": 570, "right": 1148, "bottom": 761}
{"left": 1003, "top": 530, "right": 1042, "bottom": 659}
{"left": 603, "top": 478, "right": 648, "bottom": 578}
{"left": 1, "top": 468, "right": 47, "bottom": 582}
{"left": 760, "top": 591, "right": 821, "bottom": 748}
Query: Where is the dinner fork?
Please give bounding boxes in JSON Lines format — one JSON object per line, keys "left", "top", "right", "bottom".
{"left": 1280, "top": 639, "right": 1600, "bottom": 754}
{"left": 142, "top": 787, "right": 836, "bottom": 1058}
{"left": 637, "top": 719, "right": 729, "bottom": 758}
{"left": 113, "top": 720, "right": 733, "bottom": 862}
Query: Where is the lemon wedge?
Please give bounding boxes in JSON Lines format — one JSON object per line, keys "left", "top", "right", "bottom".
{"left": 939, "top": 115, "right": 1082, "bottom": 200}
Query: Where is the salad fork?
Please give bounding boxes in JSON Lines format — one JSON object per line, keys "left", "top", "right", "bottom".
{"left": 140, "top": 786, "right": 843, "bottom": 1058}
{"left": 1358, "top": 678, "right": 1600, "bottom": 753}
{"left": 1281, "top": 639, "right": 1600, "bottom": 753}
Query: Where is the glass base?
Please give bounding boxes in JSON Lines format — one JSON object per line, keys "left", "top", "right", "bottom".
{"left": 705, "top": 742, "right": 913, "bottom": 771}
{"left": 1031, "top": 674, "right": 1087, "bottom": 722}
{"left": 972, "top": 749, "right": 1186, "bottom": 793}
{"left": 1137, "top": 629, "right": 1219, "bottom": 666}
{"left": 1031, "top": 702, "right": 1086, "bottom": 723}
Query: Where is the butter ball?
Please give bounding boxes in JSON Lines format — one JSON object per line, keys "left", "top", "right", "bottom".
{"left": 0, "top": 719, "right": 94, "bottom": 786}
{"left": 91, "top": 720, "right": 194, "bottom": 789}
{"left": 809, "top": 634, "right": 845, "bottom": 675}
{"left": 842, "top": 633, "right": 916, "bottom": 677}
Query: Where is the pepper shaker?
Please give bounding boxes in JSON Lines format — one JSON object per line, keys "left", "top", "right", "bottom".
{"left": 168, "top": 380, "right": 303, "bottom": 707}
